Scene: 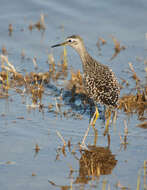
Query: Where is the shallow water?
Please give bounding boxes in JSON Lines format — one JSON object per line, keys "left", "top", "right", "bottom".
{"left": 0, "top": 0, "right": 147, "bottom": 190}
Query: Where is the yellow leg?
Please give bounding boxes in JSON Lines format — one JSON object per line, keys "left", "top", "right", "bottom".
{"left": 81, "top": 106, "right": 99, "bottom": 147}
{"left": 104, "top": 109, "right": 111, "bottom": 136}
{"left": 81, "top": 124, "right": 90, "bottom": 147}
{"left": 90, "top": 106, "right": 99, "bottom": 126}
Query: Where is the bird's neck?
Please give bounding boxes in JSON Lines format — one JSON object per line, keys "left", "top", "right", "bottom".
{"left": 77, "top": 47, "right": 94, "bottom": 71}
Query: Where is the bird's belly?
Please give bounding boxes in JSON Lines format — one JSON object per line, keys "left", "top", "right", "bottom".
{"left": 84, "top": 77, "right": 119, "bottom": 107}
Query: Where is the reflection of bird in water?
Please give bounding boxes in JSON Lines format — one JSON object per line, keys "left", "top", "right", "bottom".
{"left": 52, "top": 35, "right": 120, "bottom": 124}
{"left": 75, "top": 145, "right": 117, "bottom": 184}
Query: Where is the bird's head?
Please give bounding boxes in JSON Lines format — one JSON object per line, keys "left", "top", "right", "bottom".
{"left": 51, "top": 35, "right": 85, "bottom": 53}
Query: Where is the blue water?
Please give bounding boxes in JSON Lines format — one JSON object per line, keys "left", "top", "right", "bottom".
{"left": 0, "top": 0, "right": 147, "bottom": 189}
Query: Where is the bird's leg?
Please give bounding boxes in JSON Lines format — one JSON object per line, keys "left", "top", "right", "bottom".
{"left": 81, "top": 124, "right": 91, "bottom": 147}
{"left": 81, "top": 106, "right": 99, "bottom": 147}
{"left": 90, "top": 106, "right": 99, "bottom": 126}
{"left": 104, "top": 109, "right": 111, "bottom": 136}
{"left": 90, "top": 106, "right": 99, "bottom": 145}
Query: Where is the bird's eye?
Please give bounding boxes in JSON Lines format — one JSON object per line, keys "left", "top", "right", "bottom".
{"left": 68, "top": 39, "right": 72, "bottom": 42}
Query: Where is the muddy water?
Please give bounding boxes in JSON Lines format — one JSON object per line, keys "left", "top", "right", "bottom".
{"left": 0, "top": 0, "right": 147, "bottom": 190}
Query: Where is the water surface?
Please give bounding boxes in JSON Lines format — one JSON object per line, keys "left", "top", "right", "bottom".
{"left": 0, "top": 0, "right": 147, "bottom": 189}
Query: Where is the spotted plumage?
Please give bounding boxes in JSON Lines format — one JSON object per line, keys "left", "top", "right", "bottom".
{"left": 83, "top": 54, "right": 120, "bottom": 108}
{"left": 51, "top": 35, "right": 120, "bottom": 109}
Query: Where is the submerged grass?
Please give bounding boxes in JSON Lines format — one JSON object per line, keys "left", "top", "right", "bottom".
{"left": 0, "top": 43, "right": 147, "bottom": 121}
{"left": 0, "top": 14, "right": 147, "bottom": 190}
{"left": 0, "top": 34, "right": 146, "bottom": 133}
{"left": 28, "top": 13, "right": 46, "bottom": 31}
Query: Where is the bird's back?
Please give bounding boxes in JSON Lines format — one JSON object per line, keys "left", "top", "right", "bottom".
{"left": 83, "top": 56, "right": 120, "bottom": 108}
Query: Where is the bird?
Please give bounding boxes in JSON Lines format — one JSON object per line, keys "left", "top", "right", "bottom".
{"left": 51, "top": 35, "right": 120, "bottom": 130}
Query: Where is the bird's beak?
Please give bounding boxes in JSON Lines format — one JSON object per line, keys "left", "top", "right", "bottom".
{"left": 51, "top": 41, "right": 67, "bottom": 48}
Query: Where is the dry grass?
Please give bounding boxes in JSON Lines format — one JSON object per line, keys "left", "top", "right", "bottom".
{"left": 1, "top": 18, "right": 147, "bottom": 190}
{"left": 0, "top": 38, "right": 147, "bottom": 122}
{"left": 119, "top": 62, "right": 147, "bottom": 120}
{"left": 28, "top": 13, "right": 46, "bottom": 31}
{"left": 110, "top": 36, "right": 126, "bottom": 60}
{"left": 8, "top": 24, "right": 13, "bottom": 36}
{"left": 119, "top": 90, "right": 147, "bottom": 118}
{"left": 96, "top": 37, "right": 107, "bottom": 51}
